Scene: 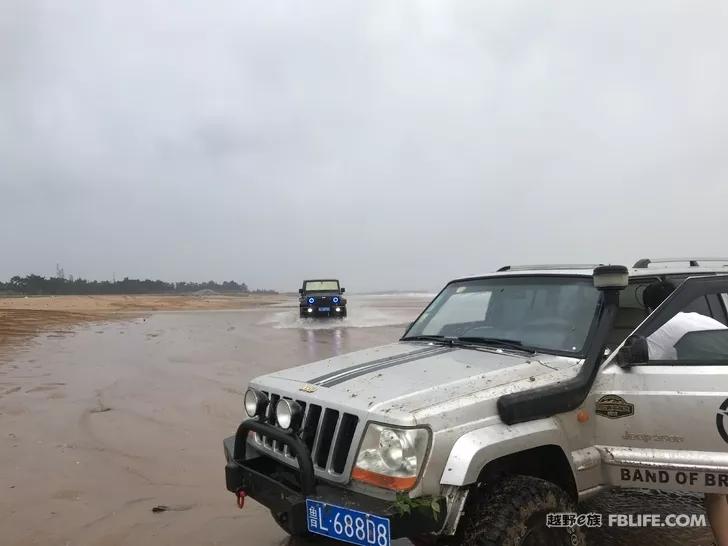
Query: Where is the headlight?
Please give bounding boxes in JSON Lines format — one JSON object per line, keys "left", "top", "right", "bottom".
{"left": 276, "top": 399, "right": 303, "bottom": 430}
{"left": 332, "top": 296, "right": 340, "bottom": 304}
{"left": 308, "top": 297, "right": 315, "bottom": 304}
{"left": 352, "top": 424, "right": 429, "bottom": 491}
{"left": 244, "top": 388, "right": 268, "bottom": 418}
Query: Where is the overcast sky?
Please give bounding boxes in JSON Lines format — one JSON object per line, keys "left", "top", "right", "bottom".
{"left": 2, "top": 2, "right": 727, "bottom": 291}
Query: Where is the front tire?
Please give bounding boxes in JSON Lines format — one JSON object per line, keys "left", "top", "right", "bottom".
{"left": 453, "top": 475, "right": 585, "bottom": 546}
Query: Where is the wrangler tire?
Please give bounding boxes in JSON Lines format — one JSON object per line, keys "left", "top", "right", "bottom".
{"left": 453, "top": 475, "right": 585, "bottom": 546}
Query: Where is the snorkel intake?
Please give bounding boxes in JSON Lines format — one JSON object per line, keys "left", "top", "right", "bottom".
{"left": 497, "top": 265, "right": 628, "bottom": 425}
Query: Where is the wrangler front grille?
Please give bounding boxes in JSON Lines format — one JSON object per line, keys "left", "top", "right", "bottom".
{"left": 254, "top": 391, "right": 361, "bottom": 477}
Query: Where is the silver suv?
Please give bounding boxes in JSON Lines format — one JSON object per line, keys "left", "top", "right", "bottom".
{"left": 223, "top": 258, "right": 728, "bottom": 546}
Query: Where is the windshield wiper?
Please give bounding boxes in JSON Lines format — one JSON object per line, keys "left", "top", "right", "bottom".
{"left": 402, "top": 335, "right": 452, "bottom": 344}
{"left": 455, "top": 336, "right": 536, "bottom": 354}
{"left": 404, "top": 335, "right": 536, "bottom": 354}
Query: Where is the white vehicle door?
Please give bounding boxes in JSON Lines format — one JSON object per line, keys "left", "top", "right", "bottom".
{"left": 593, "top": 274, "right": 728, "bottom": 494}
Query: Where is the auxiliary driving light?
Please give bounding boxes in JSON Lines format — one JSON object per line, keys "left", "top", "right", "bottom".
{"left": 276, "top": 399, "right": 303, "bottom": 430}
{"left": 244, "top": 388, "right": 268, "bottom": 418}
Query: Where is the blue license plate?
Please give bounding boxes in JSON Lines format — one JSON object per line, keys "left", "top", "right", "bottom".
{"left": 305, "top": 499, "right": 391, "bottom": 546}
{"left": 318, "top": 307, "right": 331, "bottom": 312}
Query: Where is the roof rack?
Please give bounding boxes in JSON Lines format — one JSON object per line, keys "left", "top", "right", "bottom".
{"left": 496, "top": 264, "right": 602, "bottom": 272}
{"left": 633, "top": 257, "right": 728, "bottom": 268}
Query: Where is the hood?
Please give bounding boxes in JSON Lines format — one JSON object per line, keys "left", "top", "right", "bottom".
{"left": 254, "top": 342, "right": 582, "bottom": 426}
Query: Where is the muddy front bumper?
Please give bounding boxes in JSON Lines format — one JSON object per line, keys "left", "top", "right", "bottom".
{"left": 223, "top": 420, "right": 445, "bottom": 538}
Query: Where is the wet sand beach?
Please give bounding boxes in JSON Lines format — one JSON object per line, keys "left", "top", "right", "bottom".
{"left": 0, "top": 295, "right": 713, "bottom": 546}
{"left": 0, "top": 294, "right": 284, "bottom": 361}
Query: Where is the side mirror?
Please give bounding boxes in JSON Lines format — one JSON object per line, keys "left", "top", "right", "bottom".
{"left": 298, "top": 288, "right": 303, "bottom": 294}
{"left": 340, "top": 287, "right": 345, "bottom": 293}
{"left": 617, "top": 335, "right": 649, "bottom": 367}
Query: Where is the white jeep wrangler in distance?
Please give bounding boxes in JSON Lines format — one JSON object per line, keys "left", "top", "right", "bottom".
{"left": 224, "top": 258, "right": 728, "bottom": 546}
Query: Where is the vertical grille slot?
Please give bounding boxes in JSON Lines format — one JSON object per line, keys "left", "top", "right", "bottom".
{"left": 330, "top": 413, "right": 359, "bottom": 474}
{"left": 267, "top": 394, "right": 280, "bottom": 424}
{"left": 301, "top": 404, "right": 322, "bottom": 452}
{"left": 314, "top": 409, "right": 340, "bottom": 468}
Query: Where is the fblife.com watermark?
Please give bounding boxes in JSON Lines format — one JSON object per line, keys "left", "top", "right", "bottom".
{"left": 547, "top": 512, "right": 707, "bottom": 528}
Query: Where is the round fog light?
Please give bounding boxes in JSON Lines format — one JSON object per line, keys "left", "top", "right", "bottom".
{"left": 335, "top": 307, "right": 341, "bottom": 312}
{"left": 244, "top": 388, "right": 268, "bottom": 418}
{"left": 307, "top": 307, "right": 313, "bottom": 313}
{"left": 276, "top": 399, "right": 303, "bottom": 430}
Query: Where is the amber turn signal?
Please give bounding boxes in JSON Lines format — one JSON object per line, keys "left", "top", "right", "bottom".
{"left": 351, "top": 467, "right": 417, "bottom": 492}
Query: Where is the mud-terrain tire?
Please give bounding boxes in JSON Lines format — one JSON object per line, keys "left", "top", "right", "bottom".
{"left": 453, "top": 475, "right": 585, "bottom": 546}
{"left": 270, "top": 510, "right": 324, "bottom": 541}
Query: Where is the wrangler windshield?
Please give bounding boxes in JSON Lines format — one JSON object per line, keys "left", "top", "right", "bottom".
{"left": 305, "top": 280, "right": 339, "bottom": 292}
{"left": 404, "top": 276, "right": 601, "bottom": 356}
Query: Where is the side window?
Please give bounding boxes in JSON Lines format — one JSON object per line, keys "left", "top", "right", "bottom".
{"left": 681, "top": 295, "right": 712, "bottom": 317}
{"left": 707, "top": 294, "right": 728, "bottom": 325}
{"left": 646, "top": 295, "right": 728, "bottom": 363}
{"left": 664, "top": 276, "right": 728, "bottom": 325}
{"left": 605, "top": 280, "right": 654, "bottom": 350}
{"left": 674, "top": 330, "right": 728, "bottom": 361}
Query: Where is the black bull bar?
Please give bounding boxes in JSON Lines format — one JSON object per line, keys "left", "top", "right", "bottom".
{"left": 223, "top": 419, "right": 447, "bottom": 538}
{"left": 226, "top": 419, "right": 316, "bottom": 494}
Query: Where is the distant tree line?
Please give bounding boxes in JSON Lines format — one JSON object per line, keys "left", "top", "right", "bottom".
{"left": 0, "top": 274, "right": 278, "bottom": 296}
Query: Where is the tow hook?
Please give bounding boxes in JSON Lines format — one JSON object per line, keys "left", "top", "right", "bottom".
{"left": 235, "top": 489, "right": 246, "bottom": 509}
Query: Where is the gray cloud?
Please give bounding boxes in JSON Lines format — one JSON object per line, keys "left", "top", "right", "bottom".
{"left": 2, "top": 1, "right": 727, "bottom": 291}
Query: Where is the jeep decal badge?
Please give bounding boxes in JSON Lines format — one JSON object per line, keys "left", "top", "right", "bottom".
{"left": 595, "top": 394, "right": 634, "bottom": 419}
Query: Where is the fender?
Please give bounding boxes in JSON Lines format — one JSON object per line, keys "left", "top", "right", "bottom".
{"left": 440, "top": 417, "right": 573, "bottom": 486}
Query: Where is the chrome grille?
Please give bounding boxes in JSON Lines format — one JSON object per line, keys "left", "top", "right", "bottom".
{"left": 255, "top": 391, "right": 360, "bottom": 478}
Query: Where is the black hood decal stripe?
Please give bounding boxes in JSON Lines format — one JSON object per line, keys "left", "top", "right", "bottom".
{"left": 308, "top": 346, "right": 440, "bottom": 385}
{"left": 310, "top": 345, "right": 453, "bottom": 387}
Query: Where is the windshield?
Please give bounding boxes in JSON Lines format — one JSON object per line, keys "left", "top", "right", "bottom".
{"left": 404, "top": 276, "right": 601, "bottom": 355}
{"left": 305, "top": 280, "right": 340, "bottom": 292}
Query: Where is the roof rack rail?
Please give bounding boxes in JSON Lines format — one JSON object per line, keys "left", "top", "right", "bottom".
{"left": 497, "top": 264, "right": 602, "bottom": 272}
{"left": 633, "top": 257, "right": 728, "bottom": 268}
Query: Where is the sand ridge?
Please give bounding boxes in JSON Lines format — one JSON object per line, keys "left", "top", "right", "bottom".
{"left": 0, "top": 294, "right": 285, "bottom": 357}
